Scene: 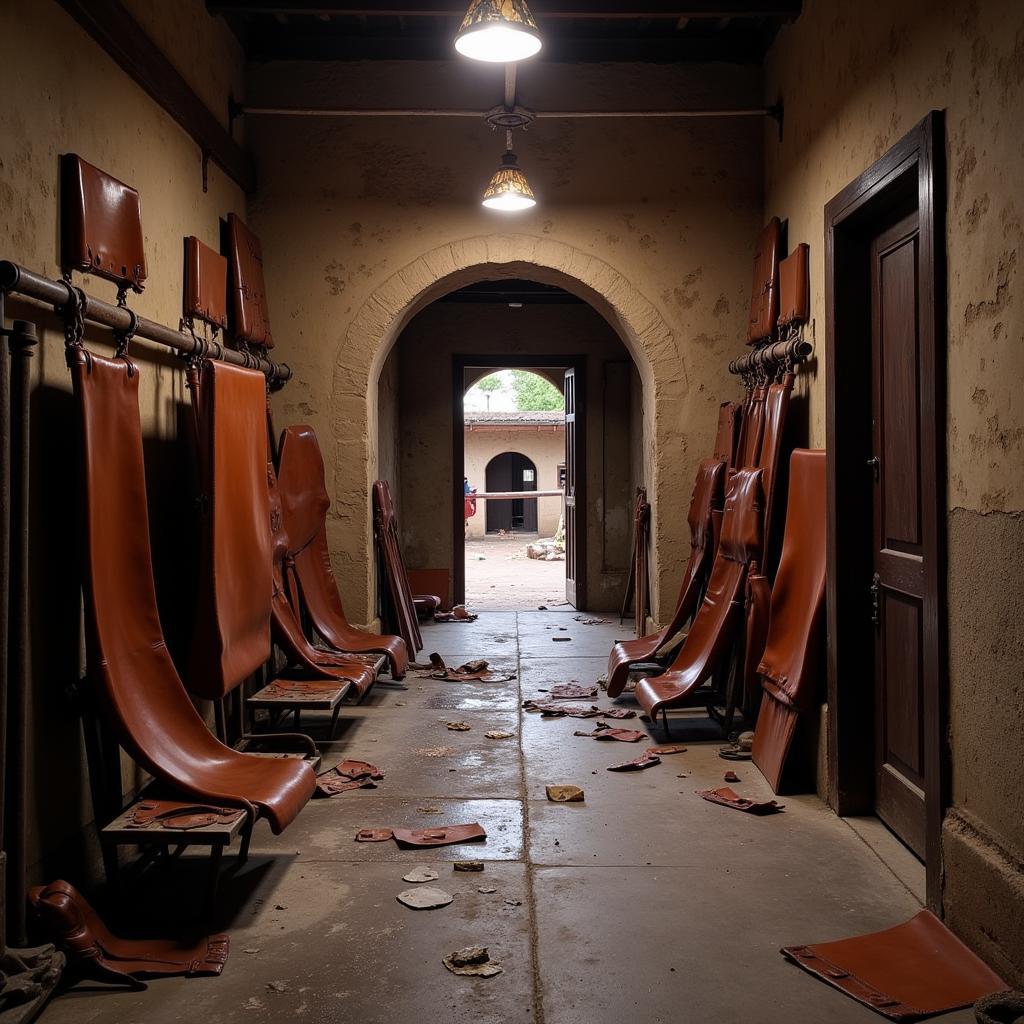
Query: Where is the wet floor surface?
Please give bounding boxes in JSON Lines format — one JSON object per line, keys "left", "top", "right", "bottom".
{"left": 41, "top": 610, "right": 973, "bottom": 1024}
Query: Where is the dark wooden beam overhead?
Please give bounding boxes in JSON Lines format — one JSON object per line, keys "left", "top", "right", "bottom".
{"left": 207, "top": 1, "right": 801, "bottom": 19}
{"left": 57, "top": 0, "right": 255, "bottom": 192}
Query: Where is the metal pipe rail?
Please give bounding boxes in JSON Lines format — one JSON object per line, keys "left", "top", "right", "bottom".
{"left": 239, "top": 105, "right": 779, "bottom": 122}
{"left": 471, "top": 490, "right": 563, "bottom": 500}
{"left": 728, "top": 336, "right": 813, "bottom": 377}
{"left": 0, "top": 261, "right": 293, "bottom": 385}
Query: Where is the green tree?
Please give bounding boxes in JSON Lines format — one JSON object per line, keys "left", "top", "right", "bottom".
{"left": 510, "top": 370, "right": 564, "bottom": 411}
{"left": 475, "top": 373, "right": 503, "bottom": 394}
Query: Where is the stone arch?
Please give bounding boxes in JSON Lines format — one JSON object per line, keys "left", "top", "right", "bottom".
{"left": 329, "top": 233, "right": 692, "bottom": 623}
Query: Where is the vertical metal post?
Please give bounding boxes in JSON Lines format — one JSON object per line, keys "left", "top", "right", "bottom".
{"left": 0, "top": 293, "right": 11, "bottom": 953}
{"left": 5, "top": 319, "right": 37, "bottom": 946}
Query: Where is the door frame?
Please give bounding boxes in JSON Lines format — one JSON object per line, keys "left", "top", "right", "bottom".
{"left": 824, "top": 110, "right": 947, "bottom": 910}
{"left": 452, "top": 354, "right": 586, "bottom": 607}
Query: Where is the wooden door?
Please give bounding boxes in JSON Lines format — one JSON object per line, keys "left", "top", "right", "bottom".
{"left": 869, "top": 209, "right": 930, "bottom": 858}
{"left": 485, "top": 453, "right": 513, "bottom": 533}
{"left": 564, "top": 368, "right": 579, "bottom": 606}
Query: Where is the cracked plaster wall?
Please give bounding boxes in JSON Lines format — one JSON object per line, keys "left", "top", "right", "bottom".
{"left": 764, "top": 0, "right": 1024, "bottom": 982}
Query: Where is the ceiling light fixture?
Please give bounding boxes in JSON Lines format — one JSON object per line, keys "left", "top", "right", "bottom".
{"left": 455, "top": 0, "right": 542, "bottom": 63}
{"left": 482, "top": 135, "right": 536, "bottom": 212}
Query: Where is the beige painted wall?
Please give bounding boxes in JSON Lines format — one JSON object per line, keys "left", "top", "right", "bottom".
{"left": 764, "top": 0, "right": 1024, "bottom": 982}
{"left": 464, "top": 426, "right": 565, "bottom": 540}
{"left": 251, "top": 59, "right": 763, "bottom": 626}
{"left": 0, "top": 0, "right": 246, "bottom": 881}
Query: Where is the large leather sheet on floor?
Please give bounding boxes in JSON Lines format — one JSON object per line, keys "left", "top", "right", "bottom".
{"left": 70, "top": 349, "right": 314, "bottom": 832}
{"left": 277, "top": 425, "right": 408, "bottom": 678}
{"left": 634, "top": 468, "right": 763, "bottom": 718}
{"left": 781, "top": 910, "right": 1006, "bottom": 1020}
{"left": 752, "top": 449, "right": 826, "bottom": 792}
{"left": 188, "top": 360, "right": 273, "bottom": 699}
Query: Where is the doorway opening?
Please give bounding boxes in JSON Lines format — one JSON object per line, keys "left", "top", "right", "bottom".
{"left": 376, "top": 276, "right": 641, "bottom": 615}
{"left": 463, "top": 369, "right": 566, "bottom": 610}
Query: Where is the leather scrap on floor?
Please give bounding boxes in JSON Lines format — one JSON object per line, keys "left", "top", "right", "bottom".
{"left": 428, "top": 654, "right": 515, "bottom": 682}
{"left": 522, "top": 699, "right": 636, "bottom": 718}
{"left": 573, "top": 727, "right": 646, "bottom": 742}
{"left": 316, "top": 760, "right": 384, "bottom": 797}
{"left": 607, "top": 752, "right": 661, "bottom": 771}
{"left": 547, "top": 682, "right": 599, "bottom": 700}
{"left": 433, "top": 604, "right": 478, "bottom": 622}
{"left": 697, "top": 786, "right": 783, "bottom": 815}
{"left": 29, "top": 881, "right": 228, "bottom": 988}
{"left": 355, "top": 824, "right": 487, "bottom": 847}
{"left": 396, "top": 886, "right": 453, "bottom": 910}
{"left": 780, "top": 910, "right": 1008, "bottom": 1021}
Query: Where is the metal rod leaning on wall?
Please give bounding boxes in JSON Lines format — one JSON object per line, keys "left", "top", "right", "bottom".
{"left": 0, "top": 262, "right": 293, "bottom": 385}
{"left": 0, "top": 291, "right": 10, "bottom": 949}
{"left": 728, "top": 337, "right": 813, "bottom": 377}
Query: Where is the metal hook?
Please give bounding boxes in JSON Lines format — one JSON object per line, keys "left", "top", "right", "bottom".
{"left": 113, "top": 306, "right": 139, "bottom": 376}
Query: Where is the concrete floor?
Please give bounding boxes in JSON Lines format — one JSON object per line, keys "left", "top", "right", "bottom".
{"left": 40, "top": 610, "right": 971, "bottom": 1024}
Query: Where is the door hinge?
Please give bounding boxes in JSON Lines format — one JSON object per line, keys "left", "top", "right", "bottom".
{"left": 870, "top": 572, "right": 881, "bottom": 628}
{"left": 867, "top": 455, "right": 880, "bottom": 481}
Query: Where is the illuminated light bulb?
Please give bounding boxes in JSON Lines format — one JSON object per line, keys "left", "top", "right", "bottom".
{"left": 455, "top": 0, "right": 542, "bottom": 63}
{"left": 481, "top": 151, "right": 537, "bottom": 212}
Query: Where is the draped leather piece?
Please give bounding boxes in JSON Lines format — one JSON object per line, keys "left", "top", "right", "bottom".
{"left": 757, "top": 375, "right": 794, "bottom": 547}
{"left": 714, "top": 401, "right": 742, "bottom": 467}
{"left": 127, "top": 800, "right": 244, "bottom": 831}
{"left": 777, "top": 243, "right": 810, "bottom": 330}
{"left": 374, "top": 480, "right": 423, "bottom": 654}
{"left": 70, "top": 349, "right": 314, "bottom": 833}
{"left": 277, "top": 425, "right": 408, "bottom": 678}
{"left": 737, "top": 385, "right": 767, "bottom": 468}
{"left": 184, "top": 236, "right": 228, "bottom": 330}
{"left": 697, "top": 786, "right": 783, "bottom": 815}
{"left": 267, "top": 452, "right": 375, "bottom": 699}
{"left": 226, "top": 212, "right": 273, "bottom": 348}
{"left": 188, "top": 361, "right": 273, "bottom": 700}
{"left": 606, "top": 459, "right": 724, "bottom": 698}
{"left": 60, "top": 154, "right": 147, "bottom": 293}
{"left": 752, "top": 450, "right": 827, "bottom": 792}
{"left": 634, "top": 469, "right": 763, "bottom": 719}
{"left": 781, "top": 911, "right": 1007, "bottom": 1021}
{"left": 747, "top": 217, "right": 782, "bottom": 344}
{"left": 30, "top": 881, "right": 228, "bottom": 988}
{"left": 392, "top": 824, "right": 486, "bottom": 847}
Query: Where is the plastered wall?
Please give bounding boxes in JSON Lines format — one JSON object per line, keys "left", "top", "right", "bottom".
{"left": 764, "top": 0, "right": 1024, "bottom": 982}
{"left": 0, "top": 0, "right": 246, "bottom": 881}
{"left": 390, "top": 302, "right": 634, "bottom": 610}
{"left": 251, "top": 58, "right": 763, "bottom": 626}
{"left": 464, "top": 427, "right": 565, "bottom": 540}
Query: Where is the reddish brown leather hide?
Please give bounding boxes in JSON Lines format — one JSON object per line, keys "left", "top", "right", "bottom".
{"left": 737, "top": 385, "right": 767, "bottom": 468}
{"left": 747, "top": 217, "right": 781, "bottom": 344}
{"left": 781, "top": 911, "right": 1007, "bottom": 1020}
{"left": 60, "top": 154, "right": 147, "bottom": 292}
{"left": 752, "top": 450, "right": 827, "bottom": 792}
{"left": 30, "top": 881, "right": 228, "bottom": 987}
{"left": 70, "top": 350, "right": 313, "bottom": 833}
{"left": 634, "top": 468, "right": 763, "bottom": 719}
{"left": 184, "top": 236, "right": 228, "bottom": 330}
{"left": 757, "top": 375, "right": 794, "bottom": 546}
{"left": 226, "top": 212, "right": 273, "bottom": 348}
{"left": 188, "top": 361, "right": 273, "bottom": 699}
{"left": 714, "top": 401, "right": 742, "bottom": 467}
{"left": 266, "top": 457, "right": 375, "bottom": 698}
{"left": 277, "top": 426, "right": 408, "bottom": 677}
{"left": 374, "top": 480, "right": 423, "bottom": 654}
{"left": 606, "top": 458, "right": 725, "bottom": 698}
{"left": 128, "top": 800, "right": 244, "bottom": 830}
{"left": 777, "top": 243, "right": 810, "bottom": 329}
{"left": 697, "top": 786, "right": 782, "bottom": 815}
{"left": 392, "top": 824, "right": 486, "bottom": 847}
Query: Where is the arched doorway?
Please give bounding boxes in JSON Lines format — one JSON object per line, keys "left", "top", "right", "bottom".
{"left": 484, "top": 452, "right": 538, "bottom": 533}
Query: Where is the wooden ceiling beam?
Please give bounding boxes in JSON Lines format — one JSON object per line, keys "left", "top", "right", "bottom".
{"left": 207, "top": 1, "right": 800, "bottom": 20}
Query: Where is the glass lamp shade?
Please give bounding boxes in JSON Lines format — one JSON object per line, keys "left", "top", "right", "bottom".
{"left": 482, "top": 151, "right": 537, "bottom": 211}
{"left": 455, "top": 0, "right": 542, "bottom": 63}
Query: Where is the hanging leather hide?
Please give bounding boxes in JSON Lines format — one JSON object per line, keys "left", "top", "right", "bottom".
{"left": 184, "top": 235, "right": 228, "bottom": 330}
{"left": 226, "top": 212, "right": 273, "bottom": 348}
